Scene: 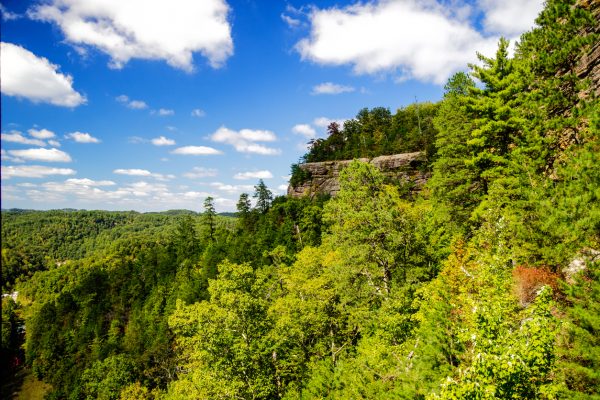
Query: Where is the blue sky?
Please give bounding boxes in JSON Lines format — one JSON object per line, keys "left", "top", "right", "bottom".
{"left": 1, "top": 0, "right": 543, "bottom": 212}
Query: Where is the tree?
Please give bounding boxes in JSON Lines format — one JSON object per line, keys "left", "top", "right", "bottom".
{"left": 203, "top": 196, "right": 216, "bottom": 242}
{"left": 236, "top": 193, "right": 251, "bottom": 217}
{"left": 253, "top": 180, "right": 273, "bottom": 214}
{"left": 173, "top": 215, "right": 200, "bottom": 264}
{"left": 428, "top": 71, "right": 480, "bottom": 235}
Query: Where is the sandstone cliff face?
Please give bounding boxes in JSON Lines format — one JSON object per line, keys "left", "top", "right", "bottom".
{"left": 287, "top": 152, "right": 429, "bottom": 198}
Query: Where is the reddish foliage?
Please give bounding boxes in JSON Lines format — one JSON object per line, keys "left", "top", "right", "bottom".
{"left": 512, "top": 265, "right": 560, "bottom": 306}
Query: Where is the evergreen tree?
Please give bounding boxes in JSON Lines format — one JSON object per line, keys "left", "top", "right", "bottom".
{"left": 203, "top": 196, "right": 216, "bottom": 242}
{"left": 253, "top": 180, "right": 273, "bottom": 214}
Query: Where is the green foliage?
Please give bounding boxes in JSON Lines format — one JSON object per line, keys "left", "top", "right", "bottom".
{"left": 290, "top": 163, "right": 312, "bottom": 186}
{"left": 302, "top": 103, "right": 439, "bottom": 163}
{"left": 554, "top": 260, "right": 600, "bottom": 398}
{"left": 4, "top": 1, "right": 600, "bottom": 398}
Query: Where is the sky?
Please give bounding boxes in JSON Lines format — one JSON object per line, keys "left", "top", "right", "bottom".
{"left": 0, "top": 0, "right": 543, "bottom": 212}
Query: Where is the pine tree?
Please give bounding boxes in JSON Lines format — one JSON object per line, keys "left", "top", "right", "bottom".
{"left": 253, "top": 180, "right": 273, "bottom": 214}
{"left": 203, "top": 196, "right": 216, "bottom": 242}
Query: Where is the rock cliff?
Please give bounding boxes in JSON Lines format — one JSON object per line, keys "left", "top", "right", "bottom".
{"left": 287, "top": 152, "right": 429, "bottom": 198}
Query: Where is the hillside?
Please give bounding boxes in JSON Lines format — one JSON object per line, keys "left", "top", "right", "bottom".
{"left": 2, "top": 0, "right": 599, "bottom": 399}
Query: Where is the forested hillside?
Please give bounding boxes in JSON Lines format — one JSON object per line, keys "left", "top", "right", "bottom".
{"left": 2, "top": 0, "right": 599, "bottom": 398}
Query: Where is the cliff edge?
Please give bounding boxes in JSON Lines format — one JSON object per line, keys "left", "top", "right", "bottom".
{"left": 287, "top": 152, "right": 429, "bottom": 198}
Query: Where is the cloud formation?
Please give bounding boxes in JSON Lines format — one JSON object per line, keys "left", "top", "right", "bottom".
{"left": 191, "top": 108, "right": 206, "bottom": 118}
{"left": 8, "top": 148, "right": 72, "bottom": 162}
{"left": 296, "top": 0, "right": 541, "bottom": 84}
{"left": 312, "top": 82, "right": 355, "bottom": 95}
{"left": 1, "top": 131, "right": 47, "bottom": 147}
{"left": 210, "top": 126, "right": 280, "bottom": 155}
{"left": 28, "top": 0, "right": 234, "bottom": 71}
{"left": 156, "top": 108, "right": 174, "bottom": 116}
{"left": 113, "top": 168, "right": 175, "bottom": 181}
{"left": 151, "top": 136, "right": 176, "bottom": 146}
{"left": 233, "top": 170, "right": 273, "bottom": 180}
{"left": 116, "top": 95, "right": 148, "bottom": 110}
{"left": 28, "top": 128, "right": 56, "bottom": 139}
{"left": 171, "top": 146, "right": 223, "bottom": 156}
{"left": 292, "top": 124, "right": 317, "bottom": 138}
{"left": 0, "top": 42, "right": 86, "bottom": 106}
{"left": 66, "top": 132, "right": 101, "bottom": 143}
{"left": 183, "top": 167, "right": 218, "bottom": 179}
{"left": 2, "top": 165, "right": 76, "bottom": 179}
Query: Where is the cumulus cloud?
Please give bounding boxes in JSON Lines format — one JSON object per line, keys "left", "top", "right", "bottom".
{"left": 209, "top": 182, "right": 254, "bottom": 195}
{"left": 65, "top": 178, "right": 115, "bottom": 186}
{"left": 28, "top": 0, "right": 234, "bottom": 71}
{"left": 0, "top": 42, "right": 86, "bottom": 106}
{"left": 151, "top": 136, "right": 176, "bottom": 146}
{"left": 1, "top": 131, "right": 47, "bottom": 147}
{"left": 191, "top": 108, "right": 206, "bottom": 118}
{"left": 48, "top": 140, "right": 61, "bottom": 147}
{"left": 183, "top": 167, "right": 218, "bottom": 179}
{"left": 295, "top": 0, "right": 540, "bottom": 84}
{"left": 8, "top": 148, "right": 72, "bottom": 162}
{"left": 116, "top": 95, "right": 148, "bottom": 109}
{"left": 233, "top": 170, "right": 273, "bottom": 180}
{"left": 480, "top": 0, "right": 544, "bottom": 37}
{"left": 113, "top": 168, "right": 175, "bottom": 181}
{"left": 210, "top": 126, "right": 280, "bottom": 155}
{"left": 2, "top": 165, "right": 76, "bottom": 179}
{"left": 312, "top": 82, "right": 355, "bottom": 95}
{"left": 292, "top": 124, "right": 317, "bottom": 138}
{"left": 65, "top": 131, "right": 101, "bottom": 143}
{"left": 28, "top": 128, "right": 56, "bottom": 139}
{"left": 171, "top": 146, "right": 223, "bottom": 156}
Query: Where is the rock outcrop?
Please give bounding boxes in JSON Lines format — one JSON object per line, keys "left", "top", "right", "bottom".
{"left": 287, "top": 152, "right": 429, "bottom": 198}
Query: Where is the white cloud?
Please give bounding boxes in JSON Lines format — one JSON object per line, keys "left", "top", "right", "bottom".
{"left": 1, "top": 130, "right": 47, "bottom": 147}
{"left": 480, "top": 0, "right": 544, "bottom": 37}
{"left": 28, "top": 0, "right": 233, "bottom": 71}
{"left": 48, "top": 140, "right": 61, "bottom": 147}
{"left": 210, "top": 126, "right": 281, "bottom": 155}
{"left": 116, "top": 95, "right": 148, "bottom": 110}
{"left": 65, "top": 131, "right": 101, "bottom": 143}
{"left": 277, "top": 184, "right": 289, "bottom": 192}
{"left": 2, "top": 165, "right": 76, "bottom": 179}
{"left": 156, "top": 108, "right": 174, "bottom": 116}
{"left": 233, "top": 170, "right": 273, "bottom": 180}
{"left": 183, "top": 167, "right": 218, "bottom": 179}
{"left": 210, "top": 182, "right": 254, "bottom": 195}
{"left": 113, "top": 168, "right": 175, "bottom": 181}
{"left": 151, "top": 136, "right": 176, "bottom": 146}
{"left": 295, "top": 0, "right": 514, "bottom": 84}
{"left": 312, "top": 82, "right": 355, "bottom": 95}
{"left": 171, "top": 146, "right": 223, "bottom": 156}
{"left": 28, "top": 128, "right": 56, "bottom": 139}
{"left": 292, "top": 124, "right": 317, "bottom": 138}
{"left": 0, "top": 42, "right": 86, "bottom": 106}
{"left": 191, "top": 108, "right": 206, "bottom": 118}
{"left": 8, "top": 148, "right": 72, "bottom": 162}
{"left": 65, "top": 178, "right": 116, "bottom": 186}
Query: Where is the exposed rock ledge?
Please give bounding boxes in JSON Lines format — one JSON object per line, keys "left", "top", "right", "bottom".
{"left": 287, "top": 152, "right": 429, "bottom": 198}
